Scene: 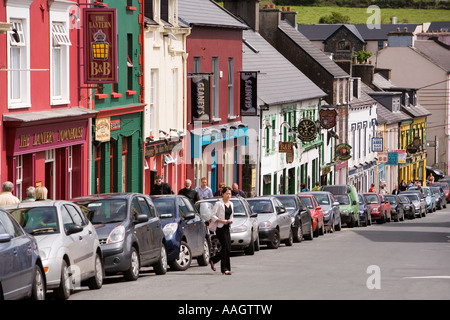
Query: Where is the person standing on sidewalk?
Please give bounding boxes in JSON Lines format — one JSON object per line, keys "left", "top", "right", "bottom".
{"left": 0, "top": 181, "right": 20, "bottom": 206}
{"left": 195, "top": 177, "right": 213, "bottom": 199}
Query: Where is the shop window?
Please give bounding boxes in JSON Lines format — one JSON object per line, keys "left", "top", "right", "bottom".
{"left": 122, "top": 137, "right": 128, "bottom": 192}
{"left": 15, "top": 155, "right": 23, "bottom": 200}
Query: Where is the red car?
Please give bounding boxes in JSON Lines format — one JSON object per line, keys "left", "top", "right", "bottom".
{"left": 379, "top": 194, "right": 392, "bottom": 222}
{"left": 431, "top": 182, "right": 450, "bottom": 201}
{"left": 298, "top": 194, "right": 324, "bottom": 237}
{"left": 362, "top": 193, "right": 391, "bottom": 224}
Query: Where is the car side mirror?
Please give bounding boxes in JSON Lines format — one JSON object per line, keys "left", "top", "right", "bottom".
{"left": 277, "top": 207, "right": 286, "bottom": 214}
{"left": 0, "top": 233, "right": 12, "bottom": 243}
{"left": 250, "top": 212, "right": 258, "bottom": 218}
{"left": 333, "top": 201, "right": 340, "bottom": 206}
{"left": 352, "top": 200, "right": 357, "bottom": 205}
{"left": 316, "top": 206, "right": 322, "bottom": 210}
{"left": 184, "top": 212, "right": 196, "bottom": 220}
{"left": 135, "top": 214, "right": 149, "bottom": 224}
{"left": 66, "top": 224, "right": 83, "bottom": 235}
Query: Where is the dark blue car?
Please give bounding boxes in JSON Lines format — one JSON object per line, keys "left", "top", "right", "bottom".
{"left": 358, "top": 194, "right": 372, "bottom": 226}
{"left": 151, "top": 195, "right": 210, "bottom": 271}
{"left": 0, "top": 208, "right": 46, "bottom": 300}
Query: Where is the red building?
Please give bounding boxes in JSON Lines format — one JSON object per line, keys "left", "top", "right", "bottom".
{"left": 179, "top": 0, "right": 249, "bottom": 193}
{"left": 0, "top": 0, "right": 96, "bottom": 200}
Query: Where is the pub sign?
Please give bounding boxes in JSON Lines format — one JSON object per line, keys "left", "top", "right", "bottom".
{"left": 240, "top": 71, "right": 257, "bottom": 116}
{"left": 191, "top": 73, "right": 211, "bottom": 123}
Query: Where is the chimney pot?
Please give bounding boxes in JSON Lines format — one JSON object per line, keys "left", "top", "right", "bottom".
{"left": 287, "top": 7, "right": 291, "bottom": 11}
{"left": 270, "top": 4, "right": 275, "bottom": 8}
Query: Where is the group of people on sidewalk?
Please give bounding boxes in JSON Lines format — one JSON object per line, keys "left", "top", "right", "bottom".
{"left": 150, "top": 175, "right": 246, "bottom": 204}
{"left": 0, "top": 181, "right": 50, "bottom": 207}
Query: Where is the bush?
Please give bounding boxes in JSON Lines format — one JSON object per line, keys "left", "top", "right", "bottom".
{"left": 318, "top": 11, "right": 351, "bottom": 24}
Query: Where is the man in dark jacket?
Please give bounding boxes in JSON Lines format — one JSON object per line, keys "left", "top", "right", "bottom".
{"left": 178, "top": 179, "right": 200, "bottom": 204}
{"left": 151, "top": 175, "right": 174, "bottom": 195}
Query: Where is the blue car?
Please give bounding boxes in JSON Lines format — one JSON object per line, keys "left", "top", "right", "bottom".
{"left": 151, "top": 195, "right": 210, "bottom": 271}
{"left": 0, "top": 209, "right": 46, "bottom": 300}
{"left": 358, "top": 193, "right": 372, "bottom": 226}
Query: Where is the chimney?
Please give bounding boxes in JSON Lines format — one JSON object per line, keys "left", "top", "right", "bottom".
{"left": 375, "top": 68, "right": 391, "bottom": 81}
{"left": 280, "top": 6, "right": 297, "bottom": 28}
{"left": 387, "top": 29, "right": 414, "bottom": 47}
{"left": 352, "top": 64, "right": 374, "bottom": 87}
{"left": 259, "top": 5, "right": 281, "bottom": 45}
{"left": 223, "top": 0, "right": 261, "bottom": 33}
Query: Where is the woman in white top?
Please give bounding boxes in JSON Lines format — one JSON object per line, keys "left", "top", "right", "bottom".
{"left": 209, "top": 187, "right": 234, "bottom": 275}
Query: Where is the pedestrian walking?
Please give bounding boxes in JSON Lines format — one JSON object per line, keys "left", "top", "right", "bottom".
{"left": 22, "top": 186, "right": 36, "bottom": 202}
{"left": 300, "top": 183, "right": 309, "bottom": 192}
{"left": 195, "top": 177, "right": 213, "bottom": 199}
{"left": 427, "top": 173, "right": 435, "bottom": 184}
{"left": 399, "top": 180, "right": 407, "bottom": 191}
{"left": 231, "top": 183, "right": 246, "bottom": 198}
{"left": 392, "top": 185, "right": 400, "bottom": 195}
{"left": 0, "top": 181, "right": 20, "bottom": 206}
{"left": 178, "top": 179, "right": 200, "bottom": 204}
{"left": 379, "top": 185, "right": 387, "bottom": 195}
{"left": 151, "top": 175, "right": 174, "bottom": 195}
{"left": 369, "top": 184, "right": 376, "bottom": 193}
{"left": 209, "top": 186, "right": 233, "bottom": 275}
{"left": 35, "top": 186, "right": 51, "bottom": 201}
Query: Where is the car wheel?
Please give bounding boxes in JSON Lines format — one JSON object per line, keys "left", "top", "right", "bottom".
{"left": 197, "top": 238, "right": 211, "bottom": 265}
{"left": 31, "top": 265, "right": 46, "bottom": 300}
{"left": 335, "top": 217, "right": 342, "bottom": 231}
{"left": 124, "top": 247, "right": 140, "bottom": 281}
{"left": 293, "top": 224, "right": 303, "bottom": 243}
{"left": 153, "top": 244, "right": 168, "bottom": 275}
{"left": 254, "top": 233, "right": 260, "bottom": 251}
{"left": 244, "top": 233, "right": 255, "bottom": 255}
{"left": 54, "top": 259, "right": 71, "bottom": 300}
{"left": 284, "top": 229, "right": 293, "bottom": 246}
{"left": 87, "top": 252, "right": 103, "bottom": 290}
{"left": 267, "top": 229, "right": 280, "bottom": 249}
{"left": 304, "top": 221, "right": 314, "bottom": 240}
{"left": 169, "top": 241, "right": 192, "bottom": 271}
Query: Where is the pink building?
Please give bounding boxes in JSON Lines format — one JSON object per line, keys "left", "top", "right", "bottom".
{"left": 0, "top": 0, "right": 96, "bottom": 200}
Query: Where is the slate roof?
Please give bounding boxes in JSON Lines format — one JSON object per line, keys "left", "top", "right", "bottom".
{"left": 297, "top": 24, "right": 366, "bottom": 43}
{"left": 413, "top": 40, "right": 450, "bottom": 72}
{"left": 354, "top": 23, "right": 420, "bottom": 40}
{"left": 178, "top": 0, "right": 247, "bottom": 29}
{"left": 428, "top": 21, "right": 450, "bottom": 32}
{"left": 242, "top": 29, "right": 326, "bottom": 106}
{"left": 278, "top": 20, "right": 349, "bottom": 78}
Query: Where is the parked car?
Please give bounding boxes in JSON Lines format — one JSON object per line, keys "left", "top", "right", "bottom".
{"left": 151, "top": 195, "right": 210, "bottom": 270}
{"left": 358, "top": 193, "right": 372, "bottom": 226}
{"left": 246, "top": 196, "right": 293, "bottom": 249}
{"left": 379, "top": 194, "right": 392, "bottom": 222}
{"left": 195, "top": 196, "right": 259, "bottom": 255}
{"left": 297, "top": 194, "right": 325, "bottom": 237}
{"left": 398, "top": 195, "right": 416, "bottom": 219}
{"left": 321, "top": 185, "right": 359, "bottom": 227}
{"left": 305, "top": 191, "right": 341, "bottom": 232}
{"left": 274, "top": 194, "right": 314, "bottom": 241}
{"left": 385, "top": 195, "right": 405, "bottom": 222}
{"left": 6, "top": 201, "right": 103, "bottom": 300}
{"left": 72, "top": 193, "right": 167, "bottom": 282}
{"left": 408, "top": 186, "right": 436, "bottom": 213}
{"left": 362, "top": 193, "right": 388, "bottom": 224}
{"left": 399, "top": 192, "right": 426, "bottom": 217}
{"left": 430, "top": 186, "right": 447, "bottom": 210}
{"left": 0, "top": 208, "right": 46, "bottom": 300}
{"left": 430, "top": 182, "right": 450, "bottom": 202}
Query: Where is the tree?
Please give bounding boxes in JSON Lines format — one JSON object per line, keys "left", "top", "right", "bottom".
{"left": 318, "top": 12, "right": 351, "bottom": 24}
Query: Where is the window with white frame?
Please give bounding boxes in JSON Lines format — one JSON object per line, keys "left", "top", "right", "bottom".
{"left": 51, "top": 21, "right": 71, "bottom": 104}
{"left": 212, "top": 57, "right": 220, "bottom": 119}
{"left": 149, "top": 69, "right": 158, "bottom": 135}
{"left": 228, "top": 58, "right": 234, "bottom": 117}
{"left": 8, "top": 18, "right": 30, "bottom": 108}
{"left": 15, "top": 155, "right": 23, "bottom": 200}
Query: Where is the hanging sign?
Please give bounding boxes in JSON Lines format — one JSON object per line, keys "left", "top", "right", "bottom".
{"left": 84, "top": 8, "right": 118, "bottom": 84}
{"left": 336, "top": 143, "right": 352, "bottom": 161}
{"left": 319, "top": 107, "right": 337, "bottom": 130}
{"left": 240, "top": 71, "right": 257, "bottom": 116}
{"left": 191, "top": 73, "right": 211, "bottom": 123}
{"left": 279, "top": 141, "right": 293, "bottom": 153}
{"left": 371, "top": 137, "right": 384, "bottom": 152}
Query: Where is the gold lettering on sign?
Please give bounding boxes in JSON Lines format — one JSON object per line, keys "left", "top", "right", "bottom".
{"left": 58, "top": 127, "right": 84, "bottom": 142}
{"left": 33, "top": 131, "right": 55, "bottom": 146}
{"left": 19, "top": 135, "right": 30, "bottom": 148}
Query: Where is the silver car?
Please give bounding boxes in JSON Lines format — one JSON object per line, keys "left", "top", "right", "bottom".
{"left": 196, "top": 197, "right": 260, "bottom": 255}
{"left": 306, "top": 191, "right": 342, "bottom": 232}
{"left": 246, "top": 196, "right": 292, "bottom": 249}
{"left": 399, "top": 193, "right": 426, "bottom": 218}
{"left": 6, "top": 201, "right": 104, "bottom": 300}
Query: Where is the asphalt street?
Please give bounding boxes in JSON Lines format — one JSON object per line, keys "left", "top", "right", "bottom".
{"left": 70, "top": 208, "right": 450, "bottom": 301}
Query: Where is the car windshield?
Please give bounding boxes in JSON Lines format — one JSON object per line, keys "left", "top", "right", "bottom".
{"left": 152, "top": 198, "right": 176, "bottom": 219}
{"left": 313, "top": 194, "right": 330, "bottom": 206}
{"left": 335, "top": 194, "right": 350, "bottom": 205}
{"left": 385, "top": 196, "right": 397, "bottom": 205}
{"left": 403, "top": 194, "right": 419, "bottom": 202}
{"left": 434, "top": 183, "right": 449, "bottom": 190}
{"left": 431, "top": 188, "right": 440, "bottom": 195}
{"left": 358, "top": 194, "right": 364, "bottom": 205}
{"left": 75, "top": 199, "right": 128, "bottom": 224}
{"left": 230, "top": 199, "right": 247, "bottom": 217}
{"left": 275, "top": 197, "right": 297, "bottom": 211}
{"left": 364, "top": 194, "right": 379, "bottom": 204}
{"left": 422, "top": 188, "right": 431, "bottom": 196}
{"left": 196, "top": 199, "right": 247, "bottom": 218}
{"left": 298, "top": 196, "right": 314, "bottom": 209}
{"left": 247, "top": 200, "right": 273, "bottom": 213}
{"left": 398, "top": 196, "right": 410, "bottom": 204}
{"left": 7, "top": 207, "right": 59, "bottom": 235}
